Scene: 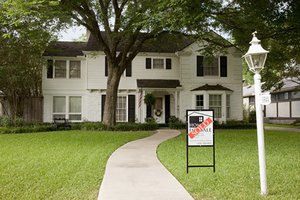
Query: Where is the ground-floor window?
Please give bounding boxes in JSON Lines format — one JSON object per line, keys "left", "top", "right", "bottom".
{"left": 53, "top": 96, "right": 82, "bottom": 121}
{"left": 69, "top": 96, "right": 82, "bottom": 120}
{"left": 195, "top": 95, "right": 204, "bottom": 110}
{"left": 116, "top": 96, "right": 127, "bottom": 122}
{"left": 209, "top": 94, "right": 222, "bottom": 118}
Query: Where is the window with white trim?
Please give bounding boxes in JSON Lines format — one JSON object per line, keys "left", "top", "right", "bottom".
{"left": 53, "top": 96, "right": 66, "bottom": 119}
{"left": 52, "top": 96, "right": 82, "bottom": 121}
{"left": 69, "top": 96, "right": 82, "bottom": 120}
{"left": 195, "top": 95, "right": 204, "bottom": 110}
{"left": 47, "top": 59, "right": 81, "bottom": 79}
{"left": 116, "top": 96, "right": 127, "bottom": 122}
{"left": 209, "top": 94, "right": 222, "bottom": 118}
{"left": 145, "top": 58, "right": 172, "bottom": 69}
{"left": 54, "top": 60, "right": 67, "bottom": 78}
{"left": 69, "top": 61, "right": 81, "bottom": 78}
{"left": 204, "top": 57, "right": 219, "bottom": 76}
{"left": 153, "top": 58, "right": 164, "bottom": 69}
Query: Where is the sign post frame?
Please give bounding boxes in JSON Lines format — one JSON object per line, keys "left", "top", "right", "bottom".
{"left": 186, "top": 109, "right": 215, "bottom": 173}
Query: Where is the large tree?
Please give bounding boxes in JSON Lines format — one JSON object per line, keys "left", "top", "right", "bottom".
{"left": 215, "top": 0, "right": 300, "bottom": 89}
{"left": 0, "top": 1, "right": 68, "bottom": 120}
{"left": 58, "top": 0, "right": 222, "bottom": 126}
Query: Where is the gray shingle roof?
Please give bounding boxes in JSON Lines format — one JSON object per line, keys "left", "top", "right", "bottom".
{"left": 86, "top": 32, "right": 194, "bottom": 53}
{"left": 137, "top": 79, "right": 181, "bottom": 88}
{"left": 43, "top": 41, "right": 86, "bottom": 57}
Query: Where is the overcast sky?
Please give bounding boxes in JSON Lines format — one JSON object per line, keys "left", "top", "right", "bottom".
{"left": 58, "top": 26, "right": 85, "bottom": 41}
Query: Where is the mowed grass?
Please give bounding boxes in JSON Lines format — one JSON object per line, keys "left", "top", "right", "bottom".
{"left": 158, "top": 130, "right": 300, "bottom": 200}
{"left": 0, "top": 130, "right": 151, "bottom": 200}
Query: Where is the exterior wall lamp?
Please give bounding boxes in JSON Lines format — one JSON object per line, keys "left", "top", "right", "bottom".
{"left": 243, "top": 31, "right": 269, "bottom": 196}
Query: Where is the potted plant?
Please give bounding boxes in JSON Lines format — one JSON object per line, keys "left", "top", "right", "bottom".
{"left": 144, "top": 93, "right": 156, "bottom": 117}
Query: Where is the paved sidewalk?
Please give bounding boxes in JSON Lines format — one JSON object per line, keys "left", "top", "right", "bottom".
{"left": 98, "top": 129, "right": 194, "bottom": 200}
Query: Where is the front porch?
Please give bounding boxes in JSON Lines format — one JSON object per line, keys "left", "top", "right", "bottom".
{"left": 137, "top": 79, "right": 181, "bottom": 124}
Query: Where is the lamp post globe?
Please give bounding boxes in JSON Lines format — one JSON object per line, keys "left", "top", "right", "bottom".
{"left": 243, "top": 31, "right": 269, "bottom": 73}
{"left": 243, "top": 31, "right": 269, "bottom": 196}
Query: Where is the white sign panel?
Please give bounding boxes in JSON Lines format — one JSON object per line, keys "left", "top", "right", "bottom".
{"left": 187, "top": 110, "right": 214, "bottom": 146}
{"left": 261, "top": 92, "right": 271, "bottom": 105}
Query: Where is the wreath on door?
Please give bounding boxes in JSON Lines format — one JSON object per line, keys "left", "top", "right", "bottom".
{"left": 155, "top": 109, "right": 162, "bottom": 116}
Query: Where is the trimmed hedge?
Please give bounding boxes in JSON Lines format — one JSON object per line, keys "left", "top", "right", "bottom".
{"left": 0, "top": 121, "right": 158, "bottom": 134}
{"left": 215, "top": 120, "right": 256, "bottom": 129}
{"left": 0, "top": 124, "right": 56, "bottom": 134}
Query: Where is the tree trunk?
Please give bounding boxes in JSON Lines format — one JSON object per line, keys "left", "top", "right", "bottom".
{"left": 103, "top": 63, "right": 123, "bottom": 127}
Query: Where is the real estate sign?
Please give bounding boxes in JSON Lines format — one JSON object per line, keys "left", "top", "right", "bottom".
{"left": 187, "top": 110, "right": 214, "bottom": 146}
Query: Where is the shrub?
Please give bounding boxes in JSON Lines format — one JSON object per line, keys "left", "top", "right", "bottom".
{"left": 215, "top": 120, "right": 256, "bottom": 129}
{"left": 249, "top": 110, "right": 256, "bottom": 123}
{"left": 168, "top": 116, "right": 185, "bottom": 129}
{"left": 0, "top": 116, "right": 13, "bottom": 127}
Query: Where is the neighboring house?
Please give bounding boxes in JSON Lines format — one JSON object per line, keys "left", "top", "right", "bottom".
{"left": 243, "top": 78, "right": 300, "bottom": 124}
{"left": 42, "top": 32, "right": 243, "bottom": 124}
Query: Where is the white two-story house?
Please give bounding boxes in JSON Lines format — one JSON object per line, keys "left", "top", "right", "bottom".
{"left": 43, "top": 32, "right": 243, "bottom": 124}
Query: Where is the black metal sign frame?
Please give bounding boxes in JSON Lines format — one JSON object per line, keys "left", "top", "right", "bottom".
{"left": 186, "top": 109, "right": 215, "bottom": 173}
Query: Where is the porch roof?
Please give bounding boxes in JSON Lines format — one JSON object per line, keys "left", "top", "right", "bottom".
{"left": 191, "top": 84, "right": 233, "bottom": 91}
{"left": 137, "top": 79, "right": 181, "bottom": 88}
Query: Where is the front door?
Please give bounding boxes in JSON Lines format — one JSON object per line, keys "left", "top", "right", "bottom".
{"left": 165, "top": 95, "right": 170, "bottom": 124}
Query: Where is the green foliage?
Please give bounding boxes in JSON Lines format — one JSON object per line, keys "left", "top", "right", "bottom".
{"left": 0, "top": 0, "right": 70, "bottom": 120}
{"left": 168, "top": 116, "right": 186, "bottom": 129}
{"left": 249, "top": 110, "right": 256, "bottom": 123}
{"left": 217, "top": 0, "right": 300, "bottom": 89}
{"left": 215, "top": 120, "right": 256, "bottom": 129}
{"left": 144, "top": 93, "right": 156, "bottom": 106}
{"left": 0, "top": 116, "right": 13, "bottom": 127}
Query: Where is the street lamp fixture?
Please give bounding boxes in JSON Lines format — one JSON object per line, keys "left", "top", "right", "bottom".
{"left": 243, "top": 31, "right": 269, "bottom": 196}
{"left": 243, "top": 31, "right": 269, "bottom": 73}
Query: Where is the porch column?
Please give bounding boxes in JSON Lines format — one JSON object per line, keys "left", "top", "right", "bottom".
{"left": 140, "top": 89, "right": 146, "bottom": 123}
{"left": 174, "top": 90, "right": 178, "bottom": 117}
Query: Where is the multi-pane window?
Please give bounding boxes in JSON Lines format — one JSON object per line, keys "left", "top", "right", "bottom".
{"left": 195, "top": 95, "right": 204, "bottom": 110}
{"left": 53, "top": 96, "right": 66, "bottom": 119}
{"left": 52, "top": 96, "right": 82, "bottom": 121}
{"left": 69, "top": 96, "right": 82, "bottom": 120}
{"left": 69, "top": 61, "right": 81, "bottom": 78}
{"left": 292, "top": 91, "right": 300, "bottom": 99}
{"left": 116, "top": 96, "right": 127, "bottom": 122}
{"left": 54, "top": 60, "right": 67, "bottom": 78}
{"left": 47, "top": 60, "right": 81, "bottom": 79}
{"left": 277, "top": 92, "right": 289, "bottom": 101}
{"left": 209, "top": 94, "right": 222, "bottom": 118}
{"left": 204, "top": 57, "right": 219, "bottom": 76}
{"left": 226, "top": 95, "right": 230, "bottom": 118}
{"left": 153, "top": 58, "right": 164, "bottom": 69}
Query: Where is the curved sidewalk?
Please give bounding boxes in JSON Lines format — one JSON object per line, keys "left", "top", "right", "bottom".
{"left": 98, "top": 129, "right": 194, "bottom": 200}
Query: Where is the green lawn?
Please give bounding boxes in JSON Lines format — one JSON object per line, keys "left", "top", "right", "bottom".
{"left": 158, "top": 130, "right": 300, "bottom": 200}
{"left": 0, "top": 130, "right": 151, "bottom": 200}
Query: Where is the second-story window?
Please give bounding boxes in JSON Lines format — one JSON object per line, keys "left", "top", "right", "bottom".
{"left": 55, "top": 60, "right": 67, "bottom": 78}
{"left": 69, "top": 61, "right": 81, "bottom": 78}
{"left": 153, "top": 58, "right": 164, "bottom": 69}
{"left": 145, "top": 58, "right": 172, "bottom": 70}
{"left": 47, "top": 59, "right": 81, "bottom": 79}
{"left": 197, "top": 56, "right": 227, "bottom": 77}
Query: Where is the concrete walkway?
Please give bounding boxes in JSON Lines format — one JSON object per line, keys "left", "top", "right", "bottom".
{"left": 98, "top": 129, "right": 194, "bottom": 200}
